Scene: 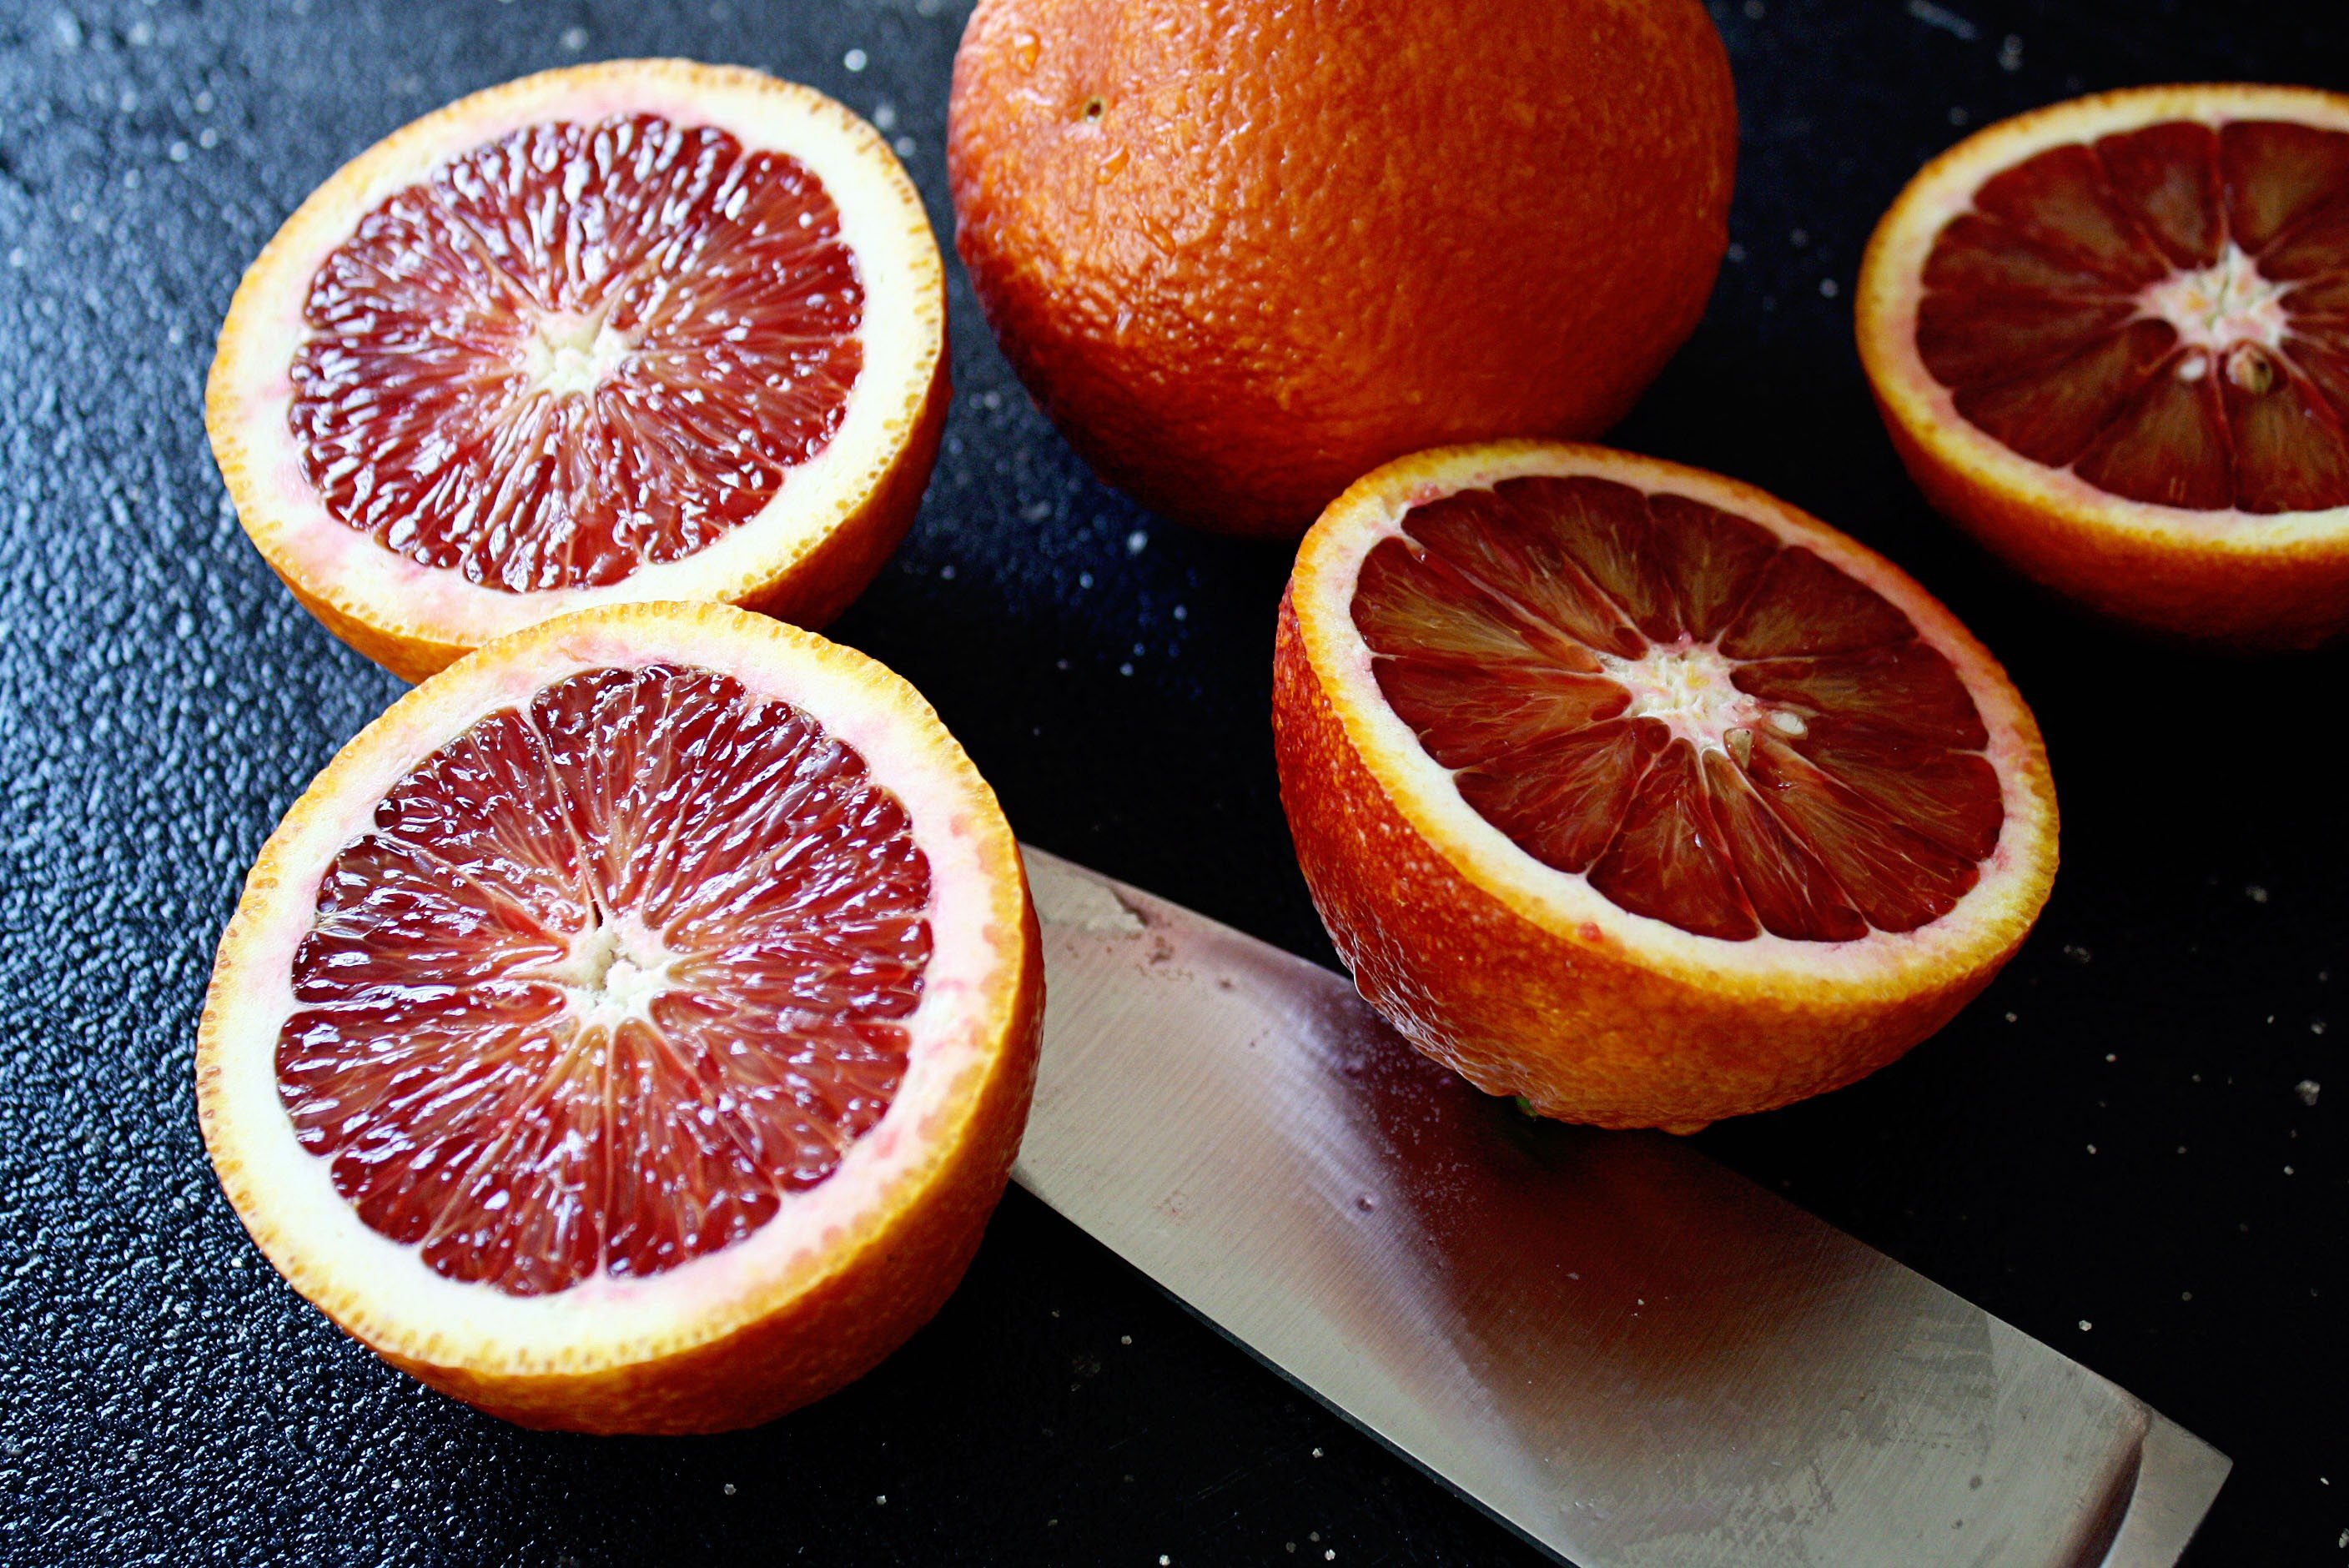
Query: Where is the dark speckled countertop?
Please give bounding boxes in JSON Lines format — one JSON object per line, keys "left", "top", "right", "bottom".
{"left": 0, "top": 0, "right": 2342, "bottom": 1562}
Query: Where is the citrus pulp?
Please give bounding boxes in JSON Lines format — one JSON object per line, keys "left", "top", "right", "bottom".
{"left": 1274, "top": 442, "right": 2058, "bottom": 1131}
{"left": 1859, "top": 84, "right": 2349, "bottom": 649}
{"left": 198, "top": 603, "right": 1041, "bottom": 1432}
{"left": 209, "top": 61, "right": 948, "bottom": 680}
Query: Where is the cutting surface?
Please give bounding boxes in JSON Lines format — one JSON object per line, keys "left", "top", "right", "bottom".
{"left": 0, "top": 1, "right": 2340, "bottom": 1564}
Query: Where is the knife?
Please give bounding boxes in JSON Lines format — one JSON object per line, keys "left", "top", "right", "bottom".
{"left": 1010, "top": 847, "right": 2230, "bottom": 1568}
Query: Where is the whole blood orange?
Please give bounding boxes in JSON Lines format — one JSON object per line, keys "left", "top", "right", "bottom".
{"left": 1859, "top": 84, "right": 2349, "bottom": 650}
{"left": 1273, "top": 443, "right": 2058, "bottom": 1132}
{"left": 208, "top": 62, "right": 948, "bottom": 681}
{"left": 946, "top": 0, "right": 1737, "bottom": 538}
{"left": 197, "top": 604, "right": 1041, "bottom": 1433}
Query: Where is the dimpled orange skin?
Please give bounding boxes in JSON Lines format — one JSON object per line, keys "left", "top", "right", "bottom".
{"left": 946, "top": 0, "right": 1738, "bottom": 537}
{"left": 1866, "top": 392, "right": 2349, "bottom": 651}
{"left": 1273, "top": 597, "right": 2016, "bottom": 1132}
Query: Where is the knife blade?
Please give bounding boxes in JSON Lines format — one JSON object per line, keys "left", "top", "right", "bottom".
{"left": 1010, "top": 847, "right": 2229, "bottom": 1568}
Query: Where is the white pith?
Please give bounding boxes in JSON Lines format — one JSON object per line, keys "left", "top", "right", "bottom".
{"left": 1297, "top": 444, "right": 2056, "bottom": 993}
{"left": 512, "top": 910, "right": 677, "bottom": 1033}
{"left": 199, "top": 606, "right": 1026, "bottom": 1369}
{"left": 2138, "top": 243, "right": 2291, "bottom": 365}
{"left": 1596, "top": 639, "right": 1803, "bottom": 760}
{"left": 208, "top": 62, "right": 946, "bottom": 653}
{"left": 518, "top": 307, "right": 639, "bottom": 401}
{"left": 1858, "top": 83, "right": 2349, "bottom": 545}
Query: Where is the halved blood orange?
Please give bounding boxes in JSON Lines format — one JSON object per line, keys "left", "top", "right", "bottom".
{"left": 196, "top": 604, "right": 1040, "bottom": 1433}
{"left": 1273, "top": 442, "right": 2057, "bottom": 1132}
{"left": 207, "top": 62, "right": 948, "bottom": 681}
{"left": 1859, "top": 84, "right": 2349, "bottom": 650}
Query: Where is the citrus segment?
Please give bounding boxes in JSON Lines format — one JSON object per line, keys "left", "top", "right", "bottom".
{"left": 199, "top": 605, "right": 1041, "bottom": 1433}
{"left": 1914, "top": 118, "right": 2349, "bottom": 511}
{"left": 1857, "top": 84, "right": 2349, "bottom": 648}
{"left": 1348, "top": 475, "right": 1999, "bottom": 943}
{"left": 294, "top": 117, "right": 864, "bottom": 592}
{"left": 280, "top": 664, "right": 929, "bottom": 1297}
{"left": 1275, "top": 443, "right": 2057, "bottom": 1132}
{"left": 209, "top": 63, "right": 949, "bottom": 681}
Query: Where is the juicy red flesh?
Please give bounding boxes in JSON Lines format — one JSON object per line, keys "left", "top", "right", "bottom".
{"left": 291, "top": 115, "right": 864, "bottom": 591}
{"left": 1351, "top": 478, "right": 2003, "bottom": 942}
{"left": 1919, "top": 118, "right": 2349, "bottom": 511}
{"left": 277, "top": 665, "right": 931, "bottom": 1296}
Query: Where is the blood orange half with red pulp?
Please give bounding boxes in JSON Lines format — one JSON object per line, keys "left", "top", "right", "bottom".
{"left": 1859, "top": 84, "right": 2349, "bottom": 648}
{"left": 1275, "top": 442, "right": 2058, "bottom": 1131}
{"left": 198, "top": 605, "right": 1040, "bottom": 1432}
{"left": 209, "top": 62, "right": 948, "bottom": 680}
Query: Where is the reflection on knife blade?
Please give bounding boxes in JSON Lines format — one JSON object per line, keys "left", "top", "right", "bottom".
{"left": 1011, "top": 847, "right": 2227, "bottom": 1568}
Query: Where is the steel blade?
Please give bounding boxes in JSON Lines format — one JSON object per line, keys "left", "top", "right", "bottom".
{"left": 1012, "top": 848, "right": 2228, "bottom": 1568}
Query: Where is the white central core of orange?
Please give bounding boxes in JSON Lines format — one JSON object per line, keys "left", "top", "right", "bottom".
{"left": 2140, "top": 244, "right": 2291, "bottom": 361}
{"left": 520, "top": 912, "right": 675, "bottom": 1029}
{"left": 1599, "top": 640, "right": 1803, "bottom": 760}
{"left": 521, "top": 309, "right": 636, "bottom": 399}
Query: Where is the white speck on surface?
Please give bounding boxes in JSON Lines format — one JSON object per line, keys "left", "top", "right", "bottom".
{"left": 1119, "top": 662, "right": 1134, "bottom": 676}
{"left": 845, "top": 47, "right": 869, "bottom": 71}
{"left": 1078, "top": 571, "right": 1094, "bottom": 590}
{"left": 2248, "top": 883, "right": 2270, "bottom": 903}
{"left": 1159, "top": 1557, "right": 1170, "bottom": 1565}
{"left": 2004, "top": 1011, "right": 2017, "bottom": 1023}
{"left": 560, "top": 24, "right": 587, "bottom": 50}
{"left": 1126, "top": 529, "right": 1149, "bottom": 555}
{"left": 2296, "top": 1079, "right": 2321, "bottom": 1106}
{"left": 1906, "top": 0, "right": 1980, "bottom": 40}
{"left": 1818, "top": 278, "right": 1840, "bottom": 298}
{"left": 1173, "top": 605, "right": 1188, "bottom": 621}
{"left": 876, "top": 1495, "right": 887, "bottom": 1505}
{"left": 2284, "top": 1165, "right": 2295, "bottom": 1175}
{"left": 1310, "top": 1447, "right": 1323, "bottom": 1459}
{"left": 6, "top": 249, "right": 22, "bottom": 269}
{"left": 2105, "top": 1053, "right": 2116, "bottom": 1062}
{"left": 873, "top": 101, "right": 898, "bottom": 132}
{"left": 2086, "top": 1143, "right": 2097, "bottom": 1154}
{"left": 1789, "top": 228, "right": 1810, "bottom": 248}
{"left": 2064, "top": 943, "right": 2092, "bottom": 963}
{"left": 2078, "top": 1319, "right": 2091, "bottom": 1331}
{"left": 723, "top": 1483, "right": 736, "bottom": 1495}
{"left": 53, "top": 10, "right": 82, "bottom": 48}
{"left": 938, "top": 563, "right": 957, "bottom": 581}
{"left": 127, "top": 18, "right": 153, "bottom": 45}
{"left": 169, "top": 140, "right": 189, "bottom": 163}
{"left": 1325, "top": 1553, "right": 1335, "bottom": 1562}
{"left": 199, "top": 126, "right": 219, "bottom": 148}
{"left": 1727, "top": 242, "right": 1747, "bottom": 263}
{"left": 2182, "top": 1291, "right": 2193, "bottom": 1301}
{"left": 2314, "top": 1019, "right": 2329, "bottom": 1036}
{"left": 1120, "top": 1334, "right": 1132, "bottom": 1344}
{"left": 894, "top": 135, "right": 918, "bottom": 158}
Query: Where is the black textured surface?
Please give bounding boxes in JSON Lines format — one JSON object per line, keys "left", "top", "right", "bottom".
{"left": 0, "top": 1, "right": 2343, "bottom": 1563}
